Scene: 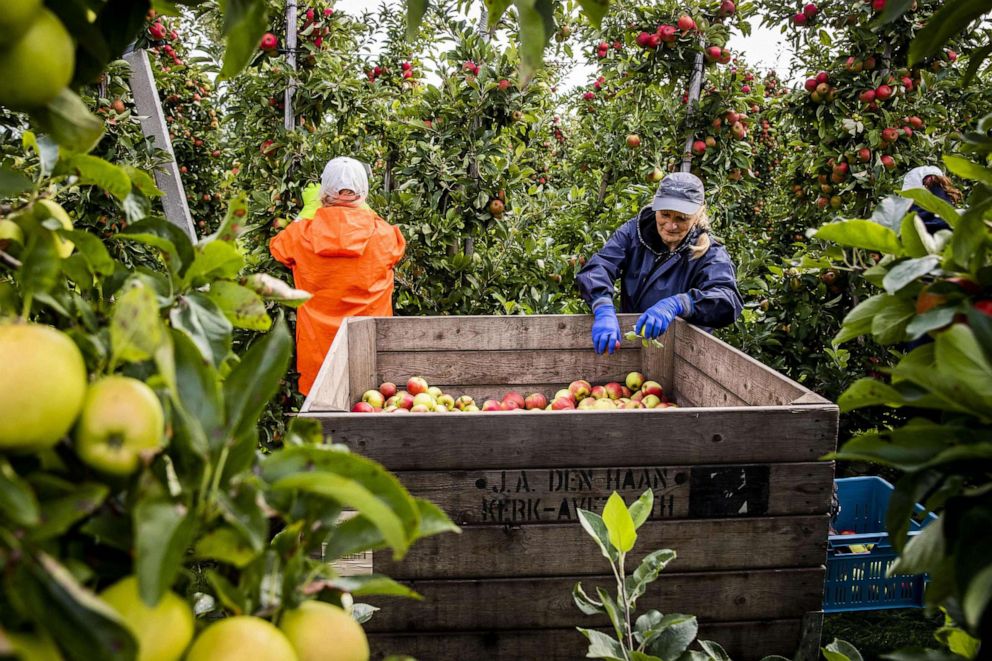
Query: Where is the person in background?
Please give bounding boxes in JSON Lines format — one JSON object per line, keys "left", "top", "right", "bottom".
{"left": 902, "top": 165, "right": 962, "bottom": 233}
{"left": 576, "top": 172, "right": 743, "bottom": 354}
{"left": 270, "top": 157, "right": 405, "bottom": 395}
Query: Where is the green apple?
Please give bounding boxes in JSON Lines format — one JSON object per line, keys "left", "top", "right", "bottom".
{"left": 74, "top": 376, "right": 164, "bottom": 475}
{"left": 280, "top": 601, "right": 369, "bottom": 661}
{"left": 99, "top": 576, "right": 194, "bottom": 661}
{"left": 186, "top": 617, "right": 296, "bottom": 661}
{"left": 0, "top": 323, "right": 87, "bottom": 451}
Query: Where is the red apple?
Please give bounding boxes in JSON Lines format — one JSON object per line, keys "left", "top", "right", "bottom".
{"left": 657, "top": 25, "right": 677, "bottom": 43}
{"left": 815, "top": 71, "right": 829, "bottom": 85}
{"left": 881, "top": 155, "right": 896, "bottom": 169}
{"left": 793, "top": 13, "right": 808, "bottom": 25}
{"left": 551, "top": 397, "right": 576, "bottom": 410}
{"left": 260, "top": 32, "right": 278, "bottom": 51}
{"left": 692, "top": 140, "right": 707, "bottom": 155}
{"left": 859, "top": 89, "right": 876, "bottom": 104}
{"left": 803, "top": 3, "right": 818, "bottom": 17}
{"left": 882, "top": 127, "right": 900, "bottom": 143}
{"left": 804, "top": 78, "right": 818, "bottom": 92}
{"left": 875, "top": 85, "right": 893, "bottom": 101}
{"left": 590, "top": 385, "right": 608, "bottom": 400}
{"left": 502, "top": 391, "right": 526, "bottom": 409}
{"left": 407, "top": 377, "right": 429, "bottom": 395}
{"left": 604, "top": 383, "right": 624, "bottom": 400}
{"left": 379, "top": 382, "right": 397, "bottom": 398}
{"left": 569, "top": 380, "right": 592, "bottom": 400}
{"left": 641, "top": 381, "right": 663, "bottom": 397}
{"left": 525, "top": 393, "right": 548, "bottom": 410}
{"left": 677, "top": 15, "right": 696, "bottom": 31}
{"left": 351, "top": 402, "right": 374, "bottom": 413}
{"left": 481, "top": 399, "right": 502, "bottom": 412}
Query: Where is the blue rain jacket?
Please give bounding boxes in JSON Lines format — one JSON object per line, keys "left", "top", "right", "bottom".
{"left": 911, "top": 185, "right": 954, "bottom": 234}
{"left": 576, "top": 207, "right": 743, "bottom": 332}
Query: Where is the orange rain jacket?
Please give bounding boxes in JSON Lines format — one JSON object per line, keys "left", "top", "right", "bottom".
{"left": 270, "top": 205, "right": 406, "bottom": 395}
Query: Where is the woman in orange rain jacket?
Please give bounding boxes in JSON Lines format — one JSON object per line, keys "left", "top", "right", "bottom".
{"left": 270, "top": 157, "right": 405, "bottom": 395}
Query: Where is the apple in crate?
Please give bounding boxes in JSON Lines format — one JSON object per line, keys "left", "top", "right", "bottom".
{"left": 362, "top": 390, "right": 385, "bottom": 409}
{"left": 502, "top": 399, "right": 522, "bottom": 411}
{"left": 569, "top": 380, "right": 591, "bottom": 400}
{"left": 642, "top": 394, "right": 661, "bottom": 408}
{"left": 590, "top": 385, "right": 608, "bottom": 400}
{"left": 412, "top": 393, "right": 436, "bottom": 410}
{"left": 427, "top": 386, "right": 444, "bottom": 399}
{"left": 437, "top": 394, "right": 456, "bottom": 411}
{"left": 554, "top": 388, "right": 574, "bottom": 403}
{"left": 481, "top": 399, "right": 502, "bottom": 412}
{"left": 551, "top": 397, "right": 575, "bottom": 410}
{"left": 379, "top": 382, "right": 398, "bottom": 398}
{"left": 641, "top": 381, "right": 663, "bottom": 398}
{"left": 351, "top": 402, "right": 375, "bottom": 413}
{"left": 625, "top": 371, "right": 645, "bottom": 391}
{"left": 524, "top": 393, "right": 548, "bottom": 410}
{"left": 502, "top": 392, "right": 526, "bottom": 409}
{"left": 577, "top": 397, "right": 596, "bottom": 410}
{"left": 454, "top": 395, "right": 475, "bottom": 410}
{"left": 410, "top": 405, "right": 431, "bottom": 413}
{"left": 604, "top": 382, "right": 624, "bottom": 400}
{"left": 407, "top": 376, "right": 429, "bottom": 395}
{"left": 592, "top": 399, "right": 616, "bottom": 410}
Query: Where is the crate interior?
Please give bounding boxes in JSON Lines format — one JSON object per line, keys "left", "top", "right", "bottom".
{"left": 304, "top": 315, "right": 827, "bottom": 413}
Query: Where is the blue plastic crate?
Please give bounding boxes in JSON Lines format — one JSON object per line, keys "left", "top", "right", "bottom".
{"left": 823, "top": 477, "right": 939, "bottom": 613}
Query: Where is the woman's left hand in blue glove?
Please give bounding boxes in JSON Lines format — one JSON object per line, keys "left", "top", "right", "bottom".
{"left": 635, "top": 296, "right": 686, "bottom": 339}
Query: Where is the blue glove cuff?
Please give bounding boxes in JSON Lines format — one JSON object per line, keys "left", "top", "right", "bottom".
{"left": 593, "top": 304, "right": 616, "bottom": 319}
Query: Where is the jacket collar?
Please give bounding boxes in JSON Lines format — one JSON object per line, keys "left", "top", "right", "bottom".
{"left": 635, "top": 206, "right": 703, "bottom": 258}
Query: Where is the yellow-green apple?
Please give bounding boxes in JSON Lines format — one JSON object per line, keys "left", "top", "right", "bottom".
{"left": 481, "top": 399, "right": 502, "bottom": 411}
{"left": 378, "top": 382, "right": 397, "bottom": 398}
{"left": 642, "top": 394, "right": 661, "bottom": 408}
{"left": 502, "top": 392, "right": 526, "bottom": 409}
{"left": 0, "top": 322, "right": 87, "bottom": 451}
{"left": 622, "top": 400, "right": 644, "bottom": 409}
{"left": 75, "top": 376, "right": 164, "bottom": 475}
{"left": 410, "top": 405, "right": 430, "bottom": 413}
{"left": 351, "top": 402, "right": 374, "bottom": 413}
{"left": 436, "top": 394, "right": 456, "bottom": 410}
{"left": 577, "top": 397, "right": 596, "bottom": 410}
{"left": 454, "top": 395, "right": 475, "bottom": 410}
{"left": 186, "top": 616, "right": 295, "bottom": 661}
{"left": 427, "top": 386, "right": 444, "bottom": 399}
{"left": 640, "top": 381, "right": 663, "bottom": 398}
{"left": 99, "top": 576, "right": 194, "bottom": 661}
{"left": 411, "top": 393, "right": 435, "bottom": 410}
{"left": 604, "top": 382, "right": 624, "bottom": 400}
{"left": 569, "top": 380, "right": 592, "bottom": 400}
{"left": 463, "top": 404, "right": 480, "bottom": 412}
{"left": 406, "top": 377, "right": 428, "bottom": 395}
{"left": 554, "top": 389, "right": 574, "bottom": 403}
{"left": 592, "top": 399, "right": 616, "bottom": 410}
{"left": 383, "top": 405, "right": 398, "bottom": 413}
{"left": 279, "top": 600, "right": 369, "bottom": 661}
{"left": 524, "top": 393, "right": 548, "bottom": 410}
{"left": 362, "top": 390, "right": 385, "bottom": 409}
{"left": 590, "top": 385, "right": 608, "bottom": 400}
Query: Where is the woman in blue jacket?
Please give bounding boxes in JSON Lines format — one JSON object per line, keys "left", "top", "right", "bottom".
{"left": 576, "top": 172, "right": 743, "bottom": 354}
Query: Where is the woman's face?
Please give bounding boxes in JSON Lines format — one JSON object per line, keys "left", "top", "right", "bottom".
{"left": 655, "top": 209, "right": 697, "bottom": 250}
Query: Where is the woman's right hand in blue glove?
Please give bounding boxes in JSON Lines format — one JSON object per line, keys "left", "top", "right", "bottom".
{"left": 591, "top": 304, "right": 622, "bottom": 355}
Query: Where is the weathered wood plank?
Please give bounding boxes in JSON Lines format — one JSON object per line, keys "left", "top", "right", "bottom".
{"left": 675, "top": 355, "right": 749, "bottom": 407}
{"left": 678, "top": 323, "right": 811, "bottom": 406}
{"left": 641, "top": 320, "right": 677, "bottom": 393}
{"left": 301, "top": 318, "right": 350, "bottom": 412}
{"left": 363, "top": 568, "right": 825, "bottom": 631}
{"left": 306, "top": 406, "right": 840, "bottom": 469}
{"left": 372, "top": 515, "right": 829, "bottom": 579}
{"left": 376, "top": 314, "right": 643, "bottom": 351}
{"left": 347, "top": 318, "right": 378, "bottom": 404}
{"left": 376, "top": 348, "right": 642, "bottom": 387}
{"left": 370, "top": 619, "right": 805, "bottom": 661}
{"left": 393, "top": 462, "right": 834, "bottom": 526}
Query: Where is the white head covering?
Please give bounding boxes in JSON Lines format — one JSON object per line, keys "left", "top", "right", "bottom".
{"left": 902, "top": 166, "right": 943, "bottom": 191}
{"left": 319, "top": 157, "right": 369, "bottom": 207}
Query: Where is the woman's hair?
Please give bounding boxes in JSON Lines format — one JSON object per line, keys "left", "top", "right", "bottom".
{"left": 689, "top": 207, "right": 712, "bottom": 260}
{"left": 924, "top": 175, "right": 963, "bottom": 205}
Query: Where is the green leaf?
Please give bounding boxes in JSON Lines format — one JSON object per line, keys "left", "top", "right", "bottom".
{"left": 219, "top": 0, "right": 269, "bottom": 79}
{"left": 113, "top": 219, "right": 192, "bottom": 276}
{"left": 216, "top": 486, "right": 267, "bottom": 552}
{"left": 943, "top": 154, "right": 992, "bottom": 187}
{"left": 834, "top": 294, "right": 894, "bottom": 345}
{"left": 577, "top": 628, "right": 626, "bottom": 661}
{"left": 572, "top": 582, "right": 605, "bottom": 615}
{"left": 871, "top": 297, "right": 916, "bottom": 345}
{"left": 134, "top": 497, "right": 196, "bottom": 607}
{"left": 193, "top": 526, "right": 257, "bottom": 568}
{"left": 182, "top": 241, "right": 244, "bottom": 288}
{"left": 28, "top": 483, "right": 109, "bottom": 542}
{"left": 204, "top": 281, "right": 271, "bottom": 332}
{"left": 577, "top": 0, "right": 610, "bottom": 28}
{"left": 406, "top": 0, "right": 428, "bottom": 40}
{"left": 646, "top": 614, "right": 698, "bottom": 659}
{"left": 889, "top": 518, "right": 945, "bottom": 576}
{"left": 596, "top": 586, "right": 625, "bottom": 644}
{"left": 8, "top": 552, "right": 136, "bottom": 661}
{"left": 272, "top": 472, "right": 410, "bottom": 558}
{"left": 577, "top": 508, "right": 618, "bottom": 563}
{"left": 699, "top": 640, "right": 731, "bottom": 661}
{"left": 906, "top": 307, "right": 957, "bottom": 341}
{"left": 823, "top": 638, "right": 864, "bottom": 661}
{"left": 60, "top": 230, "right": 114, "bottom": 277}
{"left": 513, "top": 0, "right": 555, "bottom": 80}
{"left": 882, "top": 256, "right": 941, "bottom": 293}
{"left": 170, "top": 292, "right": 233, "bottom": 367}
{"left": 170, "top": 329, "right": 221, "bottom": 456}
{"left": 951, "top": 211, "right": 986, "bottom": 273}
{"left": 223, "top": 316, "right": 292, "bottom": 446}
{"left": 0, "top": 458, "right": 40, "bottom": 527}
{"left": 902, "top": 189, "right": 960, "bottom": 229}
{"left": 628, "top": 489, "right": 653, "bottom": 530}
{"left": 485, "top": 0, "right": 513, "bottom": 29}
{"left": 321, "top": 497, "right": 459, "bottom": 560}
{"left": 326, "top": 574, "right": 422, "bottom": 599}
{"left": 630, "top": 652, "right": 663, "bottom": 661}
{"left": 18, "top": 231, "right": 60, "bottom": 304}
{"left": 899, "top": 213, "right": 931, "bottom": 258}
{"left": 0, "top": 165, "right": 33, "bottom": 196}
{"left": 204, "top": 569, "right": 247, "bottom": 615}
{"left": 242, "top": 273, "right": 312, "bottom": 308}
{"left": 815, "top": 219, "right": 903, "bottom": 255}
{"left": 30, "top": 89, "right": 105, "bottom": 153}
{"left": 602, "top": 492, "right": 637, "bottom": 553}
{"left": 935, "top": 324, "right": 992, "bottom": 406}
{"left": 56, "top": 153, "right": 131, "bottom": 201}
{"left": 121, "top": 166, "right": 162, "bottom": 198}
{"left": 908, "top": 0, "right": 992, "bottom": 66}
{"left": 111, "top": 277, "right": 165, "bottom": 365}
{"left": 838, "top": 378, "right": 906, "bottom": 411}
{"left": 872, "top": 195, "right": 915, "bottom": 232}
{"left": 626, "top": 549, "right": 676, "bottom": 605}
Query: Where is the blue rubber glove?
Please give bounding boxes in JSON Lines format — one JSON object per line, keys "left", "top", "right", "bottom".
{"left": 591, "top": 304, "right": 622, "bottom": 355}
{"left": 635, "top": 296, "right": 686, "bottom": 339}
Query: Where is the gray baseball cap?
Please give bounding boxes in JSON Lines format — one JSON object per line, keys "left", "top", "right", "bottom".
{"left": 652, "top": 172, "right": 705, "bottom": 215}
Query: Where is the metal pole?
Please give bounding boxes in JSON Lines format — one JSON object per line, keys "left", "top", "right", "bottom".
{"left": 681, "top": 47, "right": 705, "bottom": 173}
{"left": 285, "top": 0, "right": 297, "bottom": 131}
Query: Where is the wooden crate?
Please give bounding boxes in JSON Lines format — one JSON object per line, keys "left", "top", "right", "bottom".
{"left": 301, "top": 315, "right": 838, "bottom": 661}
